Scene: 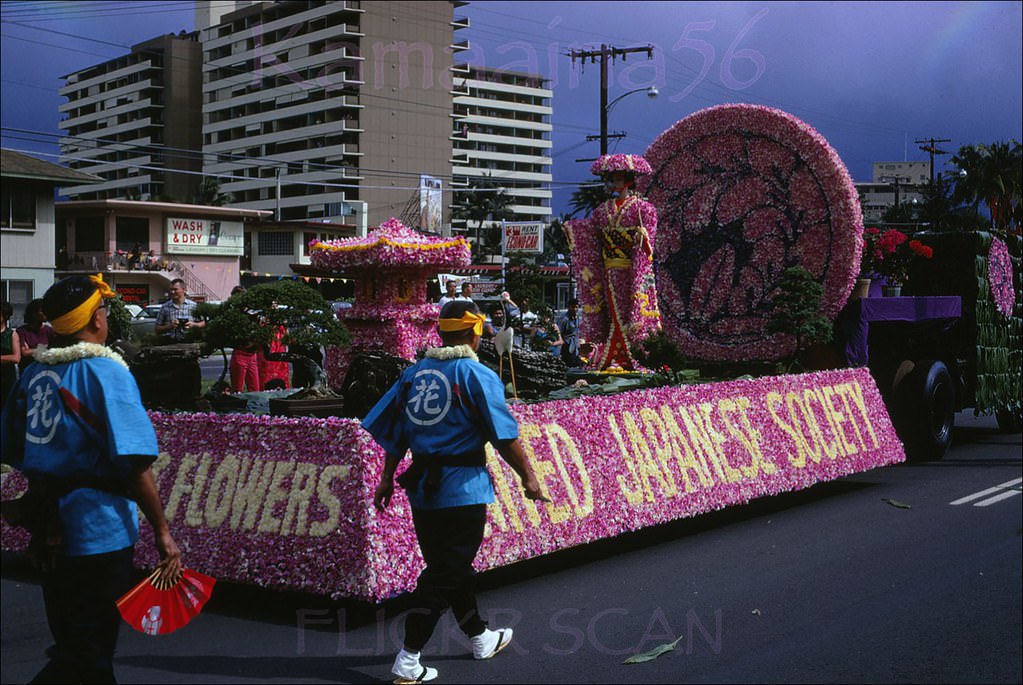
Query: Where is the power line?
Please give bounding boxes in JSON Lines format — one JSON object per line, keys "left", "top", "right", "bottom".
{"left": 6, "top": 143, "right": 576, "bottom": 194}
{"left": 2, "top": 126, "right": 577, "bottom": 193}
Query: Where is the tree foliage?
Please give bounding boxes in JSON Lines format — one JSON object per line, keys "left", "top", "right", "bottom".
{"left": 192, "top": 176, "right": 234, "bottom": 207}
{"left": 542, "top": 218, "right": 570, "bottom": 265}
{"left": 450, "top": 176, "right": 513, "bottom": 261}
{"left": 767, "top": 267, "right": 833, "bottom": 371}
{"left": 946, "top": 140, "right": 1022, "bottom": 232}
{"left": 632, "top": 330, "right": 690, "bottom": 382}
{"left": 568, "top": 182, "right": 610, "bottom": 219}
{"left": 199, "top": 281, "right": 349, "bottom": 354}
{"left": 502, "top": 257, "right": 546, "bottom": 306}
{"left": 105, "top": 295, "right": 137, "bottom": 343}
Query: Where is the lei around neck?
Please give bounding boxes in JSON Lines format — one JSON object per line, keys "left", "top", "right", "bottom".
{"left": 34, "top": 342, "right": 130, "bottom": 369}
{"left": 424, "top": 344, "right": 478, "bottom": 362}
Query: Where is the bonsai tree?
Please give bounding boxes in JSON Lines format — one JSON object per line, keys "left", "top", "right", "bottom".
{"left": 199, "top": 281, "right": 349, "bottom": 397}
{"left": 105, "top": 296, "right": 137, "bottom": 344}
{"left": 632, "top": 330, "right": 697, "bottom": 385}
{"left": 767, "top": 267, "right": 834, "bottom": 372}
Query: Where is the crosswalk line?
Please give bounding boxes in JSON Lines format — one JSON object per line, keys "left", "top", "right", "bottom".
{"left": 973, "top": 489, "right": 1022, "bottom": 507}
{"left": 949, "top": 477, "right": 1022, "bottom": 506}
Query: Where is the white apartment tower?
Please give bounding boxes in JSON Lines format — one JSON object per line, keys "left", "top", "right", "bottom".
{"left": 450, "top": 66, "right": 553, "bottom": 232}
{"left": 199, "top": 0, "right": 463, "bottom": 226}
{"left": 58, "top": 32, "right": 203, "bottom": 201}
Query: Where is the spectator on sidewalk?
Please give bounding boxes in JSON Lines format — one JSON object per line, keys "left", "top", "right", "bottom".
{"left": 438, "top": 279, "right": 460, "bottom": 308}
{"left": 556, "top": 299, "right": 582, "bottom": 367}
{"left": 227, "top": 287, "right": 262, "bottom": 393}
{"left": 456, "top": 280, "right": 475, "bottom": 302}
{"left": 16, "top": 299, "right": 56, "bottom": 374}
{"left": 1, "top": 301, "right": 20, "bottom": 408}
{"left": 155, "top": 279, "right": 204, "bottom": 344}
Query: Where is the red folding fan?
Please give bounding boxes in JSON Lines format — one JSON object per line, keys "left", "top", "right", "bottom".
{"left": 116, "top": 568, "right": 216, "bottom": 635}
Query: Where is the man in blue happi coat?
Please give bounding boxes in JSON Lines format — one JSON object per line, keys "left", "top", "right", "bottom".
{"left": 1, "top": 275, "right": 182, "bottom": 684}
{"left": 363, "top": 299, "right": 548, "bottom": 684}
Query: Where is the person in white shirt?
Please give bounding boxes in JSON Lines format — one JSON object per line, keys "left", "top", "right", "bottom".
{"left": 437, "top": 279, "right": 460, "bottom": 308}
{"left": 516, "top": 297, "right": 538, "bottom": 348}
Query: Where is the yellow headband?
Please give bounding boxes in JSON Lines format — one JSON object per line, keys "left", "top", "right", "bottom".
{"left": 49, "top": 274, "right": 116, "bottom": 335}
{"left": 438, "top": 311, "right": 486, "bottom": 337}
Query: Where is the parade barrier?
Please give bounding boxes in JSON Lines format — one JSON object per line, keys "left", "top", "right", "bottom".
{"left": 1, "top": 367, "right": 904, "bottom": 602}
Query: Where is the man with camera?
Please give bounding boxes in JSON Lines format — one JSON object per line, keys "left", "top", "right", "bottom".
{"left": 155, "top": 279, "right": 205, "bottom": 344}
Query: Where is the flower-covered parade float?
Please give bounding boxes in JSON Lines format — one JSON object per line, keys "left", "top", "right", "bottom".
{"left": 307, "top": 217, "right": 472, "bottom": 387}
{"left": 1, "top": 109, "right": 909, "bottom": 602}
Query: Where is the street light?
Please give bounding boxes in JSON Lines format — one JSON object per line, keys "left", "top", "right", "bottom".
{"left": 600, "top": 86, "right": 658, "bottom": 155}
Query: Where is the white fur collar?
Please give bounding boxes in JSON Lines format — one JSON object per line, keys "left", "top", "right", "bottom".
{"left": 424, "top": 344, "right": 478, "bottom": 362}
{"left": 34, "top": 342, "right": 129, "bottom": 369}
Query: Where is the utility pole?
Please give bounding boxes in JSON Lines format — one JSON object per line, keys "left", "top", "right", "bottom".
{"left": 880, "top": 175, "right": 909, "bottom": 217}
{"left": 568, "top": 44, "right": 654, "bottom": 155}
{"left": 915, "top": 137, "right": 951, "bottom": 182}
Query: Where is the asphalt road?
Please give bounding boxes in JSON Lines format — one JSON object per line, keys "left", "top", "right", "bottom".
{"left": 2, "top": 412, "right": 1020, "bottom": 684}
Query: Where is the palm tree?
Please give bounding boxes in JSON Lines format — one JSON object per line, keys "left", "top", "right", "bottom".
{"left": 947, "top": 140, "right": 1022, "bottom": 232}
{"left": 542, "top": 217, "right": 570, "bottom": 265}
{"left": 451, "top": 176, "right": 512, "bottom": 262}
{"left": 568, "top": 182, "right": 610, "bottom": 219}
{"left": 193, "top": 176, "right": 234, "bottom": 206}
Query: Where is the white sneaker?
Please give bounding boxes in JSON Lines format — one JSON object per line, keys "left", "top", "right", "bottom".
{"left": 471, "top": 627, "right": 513, "bottom": 660}
{"left": 391, "top": 649, "right": 438, "bottom": 684}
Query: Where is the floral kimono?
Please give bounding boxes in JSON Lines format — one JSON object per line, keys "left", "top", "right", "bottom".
{"left": 565, "top": 194, "right": 661, "bottom": 370}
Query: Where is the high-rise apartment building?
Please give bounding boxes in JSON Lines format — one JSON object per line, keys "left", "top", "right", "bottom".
{"left": 58, "top": 32, "right": 203, "bottom": 202}
{"left": 450, "top": 66, "right": 553, "bottom": 232}
{"left": 199, "top": 0, "right": 463, "bottom": 226}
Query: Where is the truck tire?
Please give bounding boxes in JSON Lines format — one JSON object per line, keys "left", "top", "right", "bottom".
{"left": 895, "top": 360, "right": 955, "bottom": 461}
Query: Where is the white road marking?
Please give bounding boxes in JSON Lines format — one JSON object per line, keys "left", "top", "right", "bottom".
{"left": 949, "top": 477, "right": 1022, "bottom": 506}
{"left": 973, "top": 489, "right": 1022, "bottom": 507}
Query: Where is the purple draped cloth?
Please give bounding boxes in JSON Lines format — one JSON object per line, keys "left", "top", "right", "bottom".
{"left": 838, "top": 296, "right": 961, "bottom": 367}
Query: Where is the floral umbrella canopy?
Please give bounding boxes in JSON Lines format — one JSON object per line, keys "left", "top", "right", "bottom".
{"left": 308, "top": 218, "right": 471, "bottom": 383}
{"left": 642, "top": 104, "right": 863, "bottom": 361}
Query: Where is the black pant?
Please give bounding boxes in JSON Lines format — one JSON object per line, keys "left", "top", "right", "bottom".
{"left": 404, "top": 505, "right": 488, "bottom": 651}
{"left": 31, "top": 547, "right": 136, "bottom": 684}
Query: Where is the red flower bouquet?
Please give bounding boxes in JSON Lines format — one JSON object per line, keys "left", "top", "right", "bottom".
{"left": 864, "top": 228, "right": 933, "bottom": 284}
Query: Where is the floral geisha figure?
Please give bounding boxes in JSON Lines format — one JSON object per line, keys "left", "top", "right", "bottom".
{"left": 564, "top": 153, "right": 661, "bottom": 370}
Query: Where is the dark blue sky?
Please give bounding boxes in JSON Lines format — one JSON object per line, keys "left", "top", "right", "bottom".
{"left": 2, "top": 1, "right": 1020, "bottom": 216}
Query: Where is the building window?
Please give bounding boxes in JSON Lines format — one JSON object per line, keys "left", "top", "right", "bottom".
{"left": 258, "top": 231, "right": 293, "bottom": 256}
{"left": 1, "top": 181, "right": 37, "bottom": 230}
{"left": 1, "top": 279, "right": 34, "bottom": 325}
{"left": 303, "top": 232, "right": 317, "bottom": 256}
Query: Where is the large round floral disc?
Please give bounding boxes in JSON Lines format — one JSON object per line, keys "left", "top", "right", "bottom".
{"left": 642, "top": 104, "right": 863, "bottom": 361}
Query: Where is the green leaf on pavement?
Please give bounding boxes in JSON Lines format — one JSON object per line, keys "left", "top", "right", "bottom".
{"left": 882, "top": 498, "right": 912, "bottom": 509}
{"left": 622, "top": 636, "right": 684, "bottom": 664}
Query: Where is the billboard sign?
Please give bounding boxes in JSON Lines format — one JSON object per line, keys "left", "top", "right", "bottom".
{"left": 503, "top": 222, "right": 544, "bottom": 253}
{"left": 165, "top": 218, "right": 244, "bottom": 256}
{"left": 419, "top": 175, "right": 443, "bottom": 231}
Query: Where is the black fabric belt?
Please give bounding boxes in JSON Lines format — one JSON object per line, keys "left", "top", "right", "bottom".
{"left": 396, "top": 450, "right": 487, "bottom": 497}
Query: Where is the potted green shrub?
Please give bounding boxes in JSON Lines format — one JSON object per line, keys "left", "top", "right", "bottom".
{"left": 199, "top": 281, "right": 350, "bottom": 415}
